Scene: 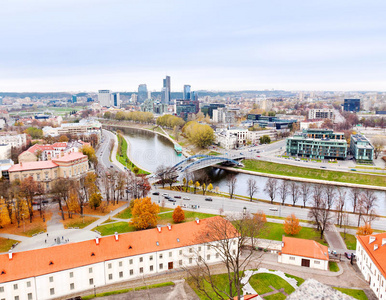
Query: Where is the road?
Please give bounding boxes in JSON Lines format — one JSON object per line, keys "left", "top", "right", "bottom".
{"left": 96, "top": 129, "right": 122, "bottom": 172}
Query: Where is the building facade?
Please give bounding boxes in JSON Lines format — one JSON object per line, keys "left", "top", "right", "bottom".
{"left": 183, "top": 85, "right": 191, "bottom": 100}
{"left": 175, "top": 99, "right": 199, "bottom": 120}
{"left": 0, "top": 217, "right": 238, "bottom": 300}
{"left": 356, "top": 233, "right": 386, "bottom": 299}
{"left": 343, "top": 99, "right": 361, "bottom": 112}
{"left": 286, "top": 129, "right": 347, "bottom": 159}
{"left": 161, "top": 76, "right": 171, "bottom": 104}
{"left": 137, "top": 84, "right": 148, "bottom": 104}
{"left": 308, "top": 109, "right": 334, "bottom": 120}
{"left": 42, "top": 119, "right": 102, "bottom": 140}
{"left": 0, "top": 133, "right": 27, "bottom": 148}
{"left": 0, "top": 144, "right": 11, "bottom": 160}
{"left": 98, "top": 90, "right": 121, "bottom": 108}
{"left": 350, "top": 134, "right": 374, "bottom": 163}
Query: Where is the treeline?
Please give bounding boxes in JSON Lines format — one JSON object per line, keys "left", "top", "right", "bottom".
{"left": 156, "top": 114, "right": 185, "bottom": 129}
{"left": 182, "top": 121, "right": 214, "bottom": 148}
{"left": 103, "top": 111, "right": 154, "bottom": 124}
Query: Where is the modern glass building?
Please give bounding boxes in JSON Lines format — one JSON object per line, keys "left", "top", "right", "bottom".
{"left": 183, "top": 85, "right": 191, "bottom": 100}
{"left": 137, "top": 84, "right": 148, "bottom": 104}
{"left": 350, "top": 134, "right": 374, "bottom": 163}
{"left": 343, "top": 99, "right": 360, "bottom": 112}
{"left": 286, "top": 129, "right": 348, "bottom": 159}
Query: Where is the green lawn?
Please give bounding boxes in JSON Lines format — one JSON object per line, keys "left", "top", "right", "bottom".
{"left": 329, "top": 261, "right": 340, "bottom": 272}
{"left": 208, "top": 151, "right": 221, "bottom": 156}
{"left": 158, "top": 211, "right": 218, "bottom": 224}
{"left": 333, "top": 287, "right": 368, "bottom": 300}
{"left": 114, "top": 207, "right": 132, "bottom": 219}
{"left": 116, "top": 134, "right": 149, "bottom": 175}
{"left": 249, "top": 273, "right": 295, "bottom": 296}
{"left": 0, "top": 237, "right": 20, "bottom": 253}
{"left": 187, "top": 273, "right": 243, "bottom": 300}
{"left": 284, "top": 274, "right": 305, "bottom": 286}
{"left": 92, "top": 221, "right": 136, "bottom": 236}
{"left": 159, "top": 207, "right": 173, "bottom": 213}
{"left": 242, "top": 159, "right": 386, "bottom": 187}
{"left": 258, "top": 222, "right": 327, "bottom": 245}
{"left": 340, "top": 232, "right": 357, "bottom": 250}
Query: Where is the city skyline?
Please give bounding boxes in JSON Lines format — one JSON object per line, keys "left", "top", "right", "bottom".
{"left": 1, "top": 0, "right": 386, "bottom": 92}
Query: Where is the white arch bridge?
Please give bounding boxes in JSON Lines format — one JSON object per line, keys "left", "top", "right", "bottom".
{"left": 171, "top": 154, "right": 244, "bottom": 173}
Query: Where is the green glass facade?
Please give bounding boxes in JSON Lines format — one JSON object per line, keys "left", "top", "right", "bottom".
{"left": 350, "top": 134, "right": 374, "bottom": 162}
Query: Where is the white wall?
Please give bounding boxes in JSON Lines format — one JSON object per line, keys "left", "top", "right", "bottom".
{"left": 278, "top": 254, "right": 328, "bottom": 271}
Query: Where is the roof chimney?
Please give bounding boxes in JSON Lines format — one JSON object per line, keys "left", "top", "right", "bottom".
{"left": 382, "top": 238, "right": 386, "bottom": 246}
{"left": 374, "top": 244, "right": 379, "bottom": 251}
{"left": 95, "top": 237, "right": 99, "bottom": 245}
{"left": 369, "top": 236, "right": 376, "bottom": 244}
{"left": 8, "top": 250, "right": 12, "bottom": 260}
{"left": 114, "top": 232, "right": 118, "bottom": 241}
{"left": 157, "top": 225, "right": 162, "bottom": 233}
{"left": 167, "top": 223, "right": 172, "bottom": 231}
{"left": 20, "top": 161, "right": 22, "bottom": 167}
{"left": 195, "top": 217, "right": 200, "bottom": 225}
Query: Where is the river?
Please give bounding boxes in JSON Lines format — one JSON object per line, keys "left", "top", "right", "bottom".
{"left": 114, "top": 126, "right": 386, "bottom": 215}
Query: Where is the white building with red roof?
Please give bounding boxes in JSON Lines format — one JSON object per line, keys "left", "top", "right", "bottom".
{"left": 357, "top": 233, "right": 386, "bottom": 299}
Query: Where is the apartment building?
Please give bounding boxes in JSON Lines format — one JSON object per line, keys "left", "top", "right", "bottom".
{"left": 350, "top": 134, "right": 374, "bottom": 163}
{"left": 308, "top": 109, "right": 334, "bottom": 120}
{"left": 0, "top": 133, "right": 27, "bottom": 148}
{"left": 0, "top": 217, "right": 238, "bottom": 300}
{"left": 42, "top": 119, "right": 102, "bottom": 140}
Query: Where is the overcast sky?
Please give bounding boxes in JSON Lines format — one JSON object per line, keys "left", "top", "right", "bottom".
{"left": 1, "top": 0, "right": 386, "bottom": 92}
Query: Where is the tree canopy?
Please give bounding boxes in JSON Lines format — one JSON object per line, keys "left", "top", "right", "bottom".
{"left": 130, "top": 197, "right": 160, "bottom": 230}
{"left": 182, "top": 121, "right": 214, "bottom": 148}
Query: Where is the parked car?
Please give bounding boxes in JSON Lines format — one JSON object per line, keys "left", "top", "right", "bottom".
{"left": 152, "top": 192, "right": 159, "bottom": 195}
{"left": 183, "top": 197, "right": 190, "bottom": 200}
{"left": 269, "top": 207, "right": 278, "bottom": 211}
{"left": 344, "top": 252, "right": 352, "bottom": 259}
{"left": 320, "top": 166, "right": 327, "bottom": 169}
{"left": 174, "top": 195, "right": 181, "bottom": 199}
{"left": 162, "top": 193, "right": 169, "bottom": 197}
{"left": 205, "top": 197, "right": 213, "bottom": 201}
{"left": 168, "top": 199, "right": 176, "bottom": 202}
{"left": 42, "top": 200, "right": 49, "bottom": 204}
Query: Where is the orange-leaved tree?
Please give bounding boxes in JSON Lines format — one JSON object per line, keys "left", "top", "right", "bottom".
{"left": 254, "top": 210, "right": 267, "bottom": 224}
{"left": 172, "top": 206, "right": 185, "bottom": 223}
{"left": 284, "top": 214, "right": 301, "bottom": 235}
{"left": 357, "top": 222, "right": 373, "bottom": 236}
{"left": 130, "top": 197, "right": 160, "bottom": 230}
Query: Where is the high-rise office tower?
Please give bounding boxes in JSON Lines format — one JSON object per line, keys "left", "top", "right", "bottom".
{"left": 112, "top": 93, "right": 120, "bottom": 107}
{"left": 183, "top": 85, "right": 191, "bottom": 100}
{"left": 161, "top": 76, "right": 171, "bottom": 104}
{"left": 191, "top": 91, "right": 198, "bottom": 101}
{"left": 137, "top": 84, "right": 148, "bottom": 104}
{"left": 72, "top": 95, "right": 77, "bottom": 103}
{"left": 98, "top": 90, "right": 111, "bottom": 107}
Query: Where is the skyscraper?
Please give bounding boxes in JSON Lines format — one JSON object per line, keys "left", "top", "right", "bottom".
{"left": 183, "top": 85, "right": 191, "bottom": 100}
{"left": 72, "top": 95, "right": 77, "bottom": 103}
{"left": 137, "top": 84, "right": 148, "bottom": 104}
{"left": 161, "top": 76, "right": 171, "bottom": 104}
{"left": 98, "top": 90, "right": 120, "bottom": 108}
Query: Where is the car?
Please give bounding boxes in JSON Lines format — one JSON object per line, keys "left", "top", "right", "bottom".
{"left": 162, "top": 193, "right": 169, "bottom": 197}
{"left": 205, "top": 197, "right": 213, "bottom": 201}
{"left": 183, "top": 197, "right": 190, "bottom": 200}
{"left": 345, "top": 252, "right": 352, "bottom": 259}
{"left": 320, "top": 166, "right": 327, "bottom": 169}
{"left": 269, "top": 207, "right": 278, "bottom": 211}
{"left": 174, "top": 195, "right": 181, "bottom": 199}
{"left": 152, "top": 192, "right": 159, "bottom": 195}
{"left": 42, "top": 200, "right": 49, "bottom": 204}
{"left": 256, "top": 155, "right": 260, "bottom": 157}
{"left": 110, "top": 165, "right": 113, "bottom": 168}
{"left": 351, "top": 169, "right": 357, "bottom": 171}
{"left": 164, "top": 196, "right": 171, "bottom": 200}
{"left": 168, "top": 199, "right": 176, "bottom": 202}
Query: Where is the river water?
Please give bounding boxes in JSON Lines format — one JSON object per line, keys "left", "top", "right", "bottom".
{"left": 115, "top": 126, "right": 386, "bottom": 215}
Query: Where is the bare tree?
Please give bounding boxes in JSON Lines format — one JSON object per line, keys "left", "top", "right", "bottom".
{"left": 226, "top": 174, "right": 237, "bottom": 199}
{"left": 288, "top": 181, "right": 299, "bottom": 206}
{"left": 350, "top": 187, "right": 361, "bottom": 213}
{"left": 51, "top": 178, "right": 73, "bottom": 220}
{"left": 185, "top": 214, "right": 264, "bottom": 300}
{"left": 264, "top": 178, "right": 278, "bottom": 204}
{"left": 324, "top": 185, "right": 336, "bottom": 210}
{"left": 164, "top": 166, "right": 178, "bottom": 190}
{"left": 335, "top": 188, "right": 346, "bottom": 227}
{"left": 309, "top": 184, "right": 323, "bottom": 231}
{"left": 246, "top": 178, "right": 258, "bottom": 201}
{"left": 300, "top": 182, "right": 311, "bottom": 208}
{"left": 372, "top": 137, "right": 385, "bottom": 159}
{"left": 358, "top": 190, "right": 378, "bottom": 226}
{"left": 278, "top": 180, "right": 289, "bottom": 205}
{"left": 156, "top": 165, "right": 168, "bottom": 188}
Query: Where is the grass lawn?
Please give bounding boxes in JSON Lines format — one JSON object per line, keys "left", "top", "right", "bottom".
{"left": 93, "top": 221, "right": 136, "bottom": 236}
{"left": 158, "top": 211, "right": 218, "bottom": 225}
{"left": 284, "top": 274, "right": 305, "bottom": 286}
{"left": 114, "top": 207, "right": 132, "bottom": 219}
{"left": 102, "top": 218, "right": 116, "bottom": 224}
{"left": 264, "top": 294, "right": 286, "bottom": 300}
{"left": 0, "top": 237, "right": 20, "bottom": 253}
{"left": 208, "top": 151, "right": 221, "bottom": 156}
{"left": 187, "top": 273, "right": 242, "bottom": 300}
{"left": 116, "top": 134, "right": 149, "bottom": 175}
{"left": 333, "top": 287, "right": 368, "bottom": 300}
{"left": 329, "top": 261, "right": 340, "bottom": 272}
{"left": 62, "top": 216, "right": 98, "bottom": 229}
{"left": 249, "top": 273, "right": 295, "bottom": 296}
{"left": 242, "top": 159, "right": 386, "bottom": 187}
{"left": 258, "top": 222, "right": 327, "bottom": 245}
{"left": 159, "top": 207, "right": 173, "bottom": 213}
{"left": 340, "top": 232, "right": 357, "bottom": 250}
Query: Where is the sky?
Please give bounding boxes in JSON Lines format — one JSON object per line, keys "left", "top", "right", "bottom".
{"left": 1, "top": 0, "right": 386, "bottom": 92}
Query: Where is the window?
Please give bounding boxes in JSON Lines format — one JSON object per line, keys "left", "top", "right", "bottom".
{"left": 179, "top": 250, "right": 182, "bottom": 255}
{"left": 28, "top": 294, "right": 32, "bottom": 300}
{"left": 189, "top": 248, "right": 193, "bottom": 253}
{"left": 108, "top": 274, "right": 113, "bottom": 280}
{"left": 37, "top": 174, "right": 40, "bottom": 180}
{"left": 150, "top": 255, "right": 153, "bottom": 261}
{"left": 198, "top": 256, "right": 202, "bottom": 262}
{"left": 13, "top": 284, "right": 18, "bottom": 290}
{"left": 119, "top": 271, "right": 123, "bottom": 278}
{"left": 129, "top": 259, "right": 133, "bottom": 265}
{"left": 108, "top": 263, "right": 112, "bottom": 269}
{"left": 89, "top": 278, "right": 94, "bottom": 285}
{"left": 70, "top": 283, "right": 75, "bottom": 290}
{"left": 207, "top": 254, "right": 211, "bottom": 260}
{"left": 50, "top": 288, "right": 55, "bottom": 295}
{"left": 198, "top": 246, "right": 201, "bottom": 252}
{"left": 314, "top": 261, "right": 320, "bottom": 264}
{"left": 69, "top": 272, "right": 74, "bottom": 278}
{"left": 140, "top": 267, "right": 143, "bottom": 274}
{"left": 14, "top": 297, "right": 19, "bottom": 300}
{"left": 130, "top": 269, "right": 134, "bottom": 275}
{"left": 49, "top": 276, "right": 53, "bottom": 283}
{"left": 207, "top": 245, "right": 211, "bottom": 250}
{"left": 289, "top": 257, "right": 295, "bottom": 260}
{"left": 189, "top": 258, "right": 193, "bottom": 264}
{"left": 159, "top": 263, "right": 163, "bottom": 270}
{"left": 26, "top": 281, "right": 31, "bottom": 288}
{"left": 119, "top": 261, "right": 123, "bottom": 267}
{"left": 139, "top": 257, "right": 143, "bottom": 262}
{"left": 0, "top": 287, "right": 3, "bottom": 292}
{"left": 216, "top": 253, "right": 219, "bottom": 259}
{"left": 89, "top": 267, "right": 93, "bottom": 273}
{"left": 150, "top": 265, "right": 154, "bottom": 271}
{"left": 179, "top": 260, "right": 182, "bottom": 266}
{"left": 159, "top": 254, "right": 163, "bottom": 259}
{"left": 169, "top": 251, "right": 172, "bottom": 257}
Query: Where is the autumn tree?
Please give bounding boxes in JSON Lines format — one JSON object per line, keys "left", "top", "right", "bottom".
{"left": 247, "top": 178, "right": 258, "bottom": 201}
{"left": 58, "top": 135, "right": 69, "bottom": 142}
{"left": 0, "top": 198, "right": 11, "bottom": 228}
{"left": 284, "top": 214, "right": 301, "bottom": 235}
{"left": 51, "top": 178, "right": 73, "bottom": 220}
{"left": 357, "top": 223, "right": 373, "bottom": 236}
{"left": 254, "top": 210, "right": 267, "bottom": 224}
{"left": 67, "top": 190, "right": 80, "bottom": 218}
{"left": 80, "top": 144, "right": 98, "bottom": 168}
{"left": 264, "top": 178, "right": 278, "bottom": 204}
{"left": 89, "top": 192, "right": 102, "bottom": 210}
{"left": 172, "top": 206, "right": 185, "bottom": 223}
{"left": 182, "top": 121, "right": 214, "bottom": 148}
{"left": 194, "top": 181, "right": 200, "bottom": 194}
{"left": 19, "top": 176, "right": 43, "bottom": 222}
{"left": 130, "top": 197, "right": 160, "bottom": 230}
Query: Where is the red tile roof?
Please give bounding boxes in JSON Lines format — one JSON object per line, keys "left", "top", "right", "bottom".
{"left": 8, "top": 160, "right": 58, "bottom": 172}
{"left": 52, "top": 151, "right": 86, "bottom": 162}
{"left": 357, "top": 233, "right": 386, "bottom": 280}
{"left": 281, "top": 236, "right": 329, "bottom": 261}
{"left": 0, "top": 217, "right": 237, "bottom": 283}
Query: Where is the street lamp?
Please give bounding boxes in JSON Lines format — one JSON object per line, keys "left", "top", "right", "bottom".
{"left": 243, "top": 207, "right": 247, "bottom": 216}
